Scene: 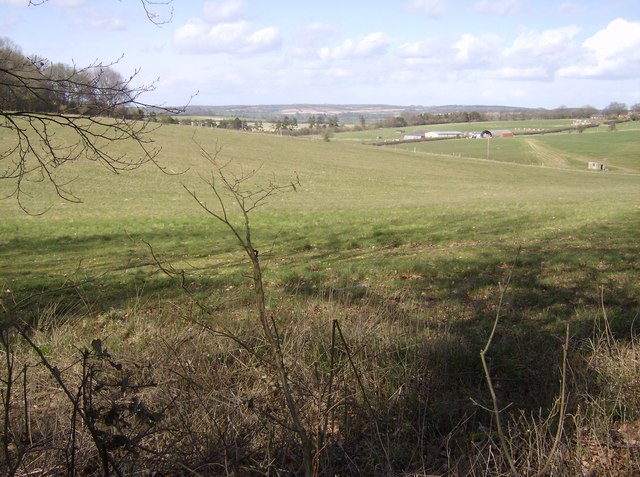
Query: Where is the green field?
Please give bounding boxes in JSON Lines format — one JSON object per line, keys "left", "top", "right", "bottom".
{"left": 2, "top": 122, "right": 639, "bottom": 308}
{"left": 335, "top": 118, "right": 581, "bottom": 141}
{"left": 1, "top": 119, "right": 639, "bottom": 474}
{"left": 1, "top": 119, "right": 639, "bottom": 332}
{"left": 334, "top": 121, "right": 640, "bottom": 173}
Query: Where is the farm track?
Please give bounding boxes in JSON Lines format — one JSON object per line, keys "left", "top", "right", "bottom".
{"left": 524, "top": 138, "right": 575, "bottom": 168}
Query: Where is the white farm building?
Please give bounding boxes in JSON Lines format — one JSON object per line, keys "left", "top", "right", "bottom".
{"left": 424, "top": 130, "right": 464, "bottom": 138}
{"left": 403, "top": 130, "right": 464, "bottom": 140}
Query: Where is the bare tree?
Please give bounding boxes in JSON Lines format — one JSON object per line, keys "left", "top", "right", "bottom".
{"left": 0, "top": 38, "right": 176, "bottom": 212}
{"left": 602, "top": 101, "right": 628, "bottom": 118}
{"left": 1, "top": 1, "right": 179, "bottom": 212}
{"left": 182, "top": 144, "right": 315, "bottom": 476}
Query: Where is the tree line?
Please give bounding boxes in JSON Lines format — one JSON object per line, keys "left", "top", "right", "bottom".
{"left": 375, "top": 110, "right": 488, "bottom": 129}
{"left": 250, "top": 103, "right": 639, "bottom": 135}
{"left": 158, "top": 113, "right": 344, "bottom": 136}
{"left": 374, "top": 103, "right": 639, "bottom": 129}
{"left": 1, "top": 36, "right": 162, "bottom": 210}
{"left": 0, "top": 37, "right": 144, "bottom": 119}
{"left": 156, "top": 114, "right": 259, "bottom": 130}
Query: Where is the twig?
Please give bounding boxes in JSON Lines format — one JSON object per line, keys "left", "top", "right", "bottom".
{"left": 479, "top": 273, "right": 518, "bottom": 476}
{"left": 334, "top": 319, "right": 394, "bottom": 474}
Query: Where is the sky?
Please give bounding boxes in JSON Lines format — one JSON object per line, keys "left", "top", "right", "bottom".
{"left": 1, "top": 0, "right": 639, "bottom": 109}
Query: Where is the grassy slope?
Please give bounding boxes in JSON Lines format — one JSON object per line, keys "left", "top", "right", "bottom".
{"left": 1, "top": 120, "right": 639, "bottom": 473}
{"left": 336, "top": 120, "right": 639, "bottom": 170}
{"left": 1, "top": 122, "right": 638, "bottom": 328}
{"left": 374, "top": 126, "right": 639, "bottom": 172}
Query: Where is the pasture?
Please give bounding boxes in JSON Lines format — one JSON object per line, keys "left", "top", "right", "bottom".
{"left": 2, "top": 122, "right": 639, "bottom": 310}
{"left": 335, "top": 118, "right": 581, "bottom": 141}
{"left": 338, "top": 121, "right": 640, "bottom": 173}
{"left": 1, "top": 119, "right": 639, "bottom": 475}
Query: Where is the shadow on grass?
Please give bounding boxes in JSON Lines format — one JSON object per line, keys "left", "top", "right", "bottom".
{"left": 2, "top": 213, "right": 639, "bottom": 474}
{"left": 279, "top": 213, "right": 640, "bottom": 435}
{"left": 1, "top": 223, "right": 247, "bottom": 323}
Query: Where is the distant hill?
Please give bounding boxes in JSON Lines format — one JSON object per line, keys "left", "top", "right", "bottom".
{"left": 174, "top": 104, "right": 545, "bottom": 121}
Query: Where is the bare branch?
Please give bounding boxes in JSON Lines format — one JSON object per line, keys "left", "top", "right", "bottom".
{"left": 0, "top": 39, "right": 187, "bottom": 213}
{"left": 181, "top": 143, "right": 313, "bottom": 475}
{"left": 139, "top": 0, "right": 174, "bottom": 25}
{"left": 27, "top": 0, "right": 174, "bottom": 26}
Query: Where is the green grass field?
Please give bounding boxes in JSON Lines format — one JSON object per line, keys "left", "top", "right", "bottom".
{"left": 343, "top": 122, "right": 640, "bottom": 172}
{"left": 1, "top": 119, "right": 639, "bottom": 474}
{"left": 1, "top": 121, "right": 638, "bottom": 317}
{"left": 335, "top": 118, "right": 581, "bottom": 141}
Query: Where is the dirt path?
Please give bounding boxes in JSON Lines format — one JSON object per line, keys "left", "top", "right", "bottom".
{"left": 524, "top": 138, "right": 639, "bottom": 173}
{"left": 524, "top": 138, "right": 574, "bottom": 168}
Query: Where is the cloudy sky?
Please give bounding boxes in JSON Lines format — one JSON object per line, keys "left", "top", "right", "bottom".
{"left": 1, "top": 0, "right": 639, "bottom": 109}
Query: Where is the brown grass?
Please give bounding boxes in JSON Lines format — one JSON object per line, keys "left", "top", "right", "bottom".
{"left": 2, "top": 284, "right": 639, "bottom": 476}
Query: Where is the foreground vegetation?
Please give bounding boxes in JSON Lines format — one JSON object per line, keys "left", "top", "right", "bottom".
{"left": 1, "top": 120, "right": 639, "bottom": 475}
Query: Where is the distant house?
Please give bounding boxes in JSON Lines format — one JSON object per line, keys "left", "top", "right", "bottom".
{"left": 588, "top": 161, "right": 607, "bottom": 171}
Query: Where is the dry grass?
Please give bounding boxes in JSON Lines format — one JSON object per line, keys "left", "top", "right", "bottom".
{"left": 573, "top": 323, "right": 640, "bottom": 477}
{"left": 2, "top": 284, "right": 639, "bottom": 476}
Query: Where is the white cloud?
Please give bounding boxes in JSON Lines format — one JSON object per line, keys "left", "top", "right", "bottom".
{"left": 173, "top": 0, "right": 281, "bottom": 55}
{"left": 173, "top": 20, "right": 206, "bottom": 44}
{"left": 583, "top": 18, "right": 640, "bottom": 60}
{"left": 388, "top": 70, "right": 418, "bottom": 84}
{"left": 322, "top": 67, "right": 354, "bottom": 79}
{"left": 319, "top": 32, "right": 390, "bottom": 60}
{"left": 78, "top": 17, "right": 125, "bottom": 30}
{"left": 174, "top": 17, "right": 281, "bottom": 55}
{"left": 503, "top": 25, "right": 580, "bottom": 62}
{"left": 453, "top": 33, "right": 497, "bottom": 64}
{"left": 72, "top": 10, "right": 126, "bottom": 30}
{"left": 558, "top": 18, "right": 640, "bottom": 79}
{"left": 174, "top": 20, "right": 245, "bottom": 51}
{"left": 207, "top": 21, "right": 248, "bottom": 44}
{"left": 243, "top": 26, "right": 281, "bottom": 53}
{"left": 408, "top": 0, "right": 447, "bottom": 18}
{"left": 391, "top": 18, "right": 640, "bottom": 88}
{"left": 296, "top": 22, "right": 339, "bottom": 46}
{"left": 491, "top": 66, "right": 551, "bottom": 80}
{"left": 353, "top": 32, "right": 390, "bottom": 56}
{"left": 396, "top": 33, "right": 498, "bottom": 69}
{"left": 203, "top": 0, "right": 245, "bottom": 22}
{"left": 474, "top": 0, "right": 526, "bottom": 15}
{"left": 396, "top": 37, "right": 448, "bottom": 59}
{"left": 0, "top": 0, "right": 27, "bottom": 5}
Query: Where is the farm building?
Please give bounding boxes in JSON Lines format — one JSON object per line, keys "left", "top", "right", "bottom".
{"left": 471, "top": 129, "right": 513, "bottom": 139}
{"left": 490, "top": 129, "right": 514, "bottom": 138}
{"left": 588, "top": 161, "right": 607, "bottom": 171}
{"left": 403, "top": 131, "right": 427, "bottom": 140}
{"left": 477, "top": 130, "right": 493, "bottom": 138}
{"left": 424, "top": 130, "right": 464, "bottom": 138}
{"left": 402, "top": 130, "right": 464, "bottom": 140}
